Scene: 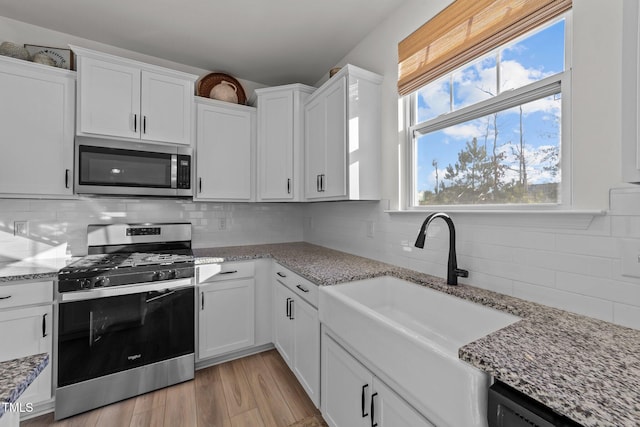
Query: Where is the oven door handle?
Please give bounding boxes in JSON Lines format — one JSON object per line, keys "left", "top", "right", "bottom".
{"left": 145, "top": 289, "right": 176, "bottom": 304}
{"left": 59, "top": 278, "right": 193, "bottom": 302}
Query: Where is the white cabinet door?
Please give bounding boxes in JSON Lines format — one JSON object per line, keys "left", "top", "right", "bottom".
{"left": 195, "top": 99, "right": 255, "bottom": 201}
{"left": 323, "top": 76, "right": 347, "bottom": 199}
{"left": 0, "top": 57, "right": 75, "bottom": 197}
{"left": 198, "top": 278, "right": 255, "bottom": 360}
{"left": 141, "top": 70, "right": 192, "bottom": 145}
{"left": 322, "top": 333, "right": 372, "bottom": 427}
{"left": 0, "top": 305, "right": 53, "bottom": 405}
{"left": 304, "top": 95, "right": 326, "bottom": 199}
{"left": 273, "top": 281, "right": 294, "bottom": 366}
{"left": 258, "top": 90, "right": 295, "bottom": 200}
{"left": 372, "top": 379, "right": 434, "bottom": 427}
{"left": 292, "top": 296, "right": 320, "bottom": 406}
{"left": 77, "top": 56, "right": 141, "bottom": 139}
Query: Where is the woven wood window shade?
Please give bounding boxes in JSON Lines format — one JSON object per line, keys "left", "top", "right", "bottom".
{"left": 398, "top": 0, "right": 571, "bottom": 96}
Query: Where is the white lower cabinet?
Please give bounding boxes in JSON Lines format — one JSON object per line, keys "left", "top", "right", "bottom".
{"left": 0, "top": 281, "right": 53, "bottom": 409}
{"left": 322, "top": 331, "right": 434, "bottom": 427}
{"left": 272, "top": 265, "right": 320, "bottom": 407}
{"left": 197, "top": 262, "right": 255, "bottom": 360}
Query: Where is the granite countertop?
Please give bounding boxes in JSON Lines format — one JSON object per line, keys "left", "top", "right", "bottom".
{"left": 194, "top": 242, "right": 640, "bottom": 427}
{"left": 0, "top": 353, "right": 49, "bottom": 418}
{"left": 0, "top": 259, "right": 76, "bottom": 283}
{"left": 1, "top": 243, "right": 637, "bottom": 425}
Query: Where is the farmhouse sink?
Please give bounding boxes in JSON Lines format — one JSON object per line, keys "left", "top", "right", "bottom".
{"left": 318, "top": 276, "right": 520, "bottom": 427}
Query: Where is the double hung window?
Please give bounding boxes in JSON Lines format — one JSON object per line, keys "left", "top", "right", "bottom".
{"left": 400, "top": 0, "right": 571, "bottom": 208}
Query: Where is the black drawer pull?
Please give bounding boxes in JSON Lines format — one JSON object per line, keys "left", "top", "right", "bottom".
{"left": 42, "top": 313, "right": 48, "bottom": 338}
{"left": 65, "top": 169, "right": 70, "bottom": 189}
{"left": 0, "top": 295, "right": 12, "bottom": 300}
{"left": 288, "top": 298, "right": 294, "bottom": 320}
{"left": 371, "top": 392, "right": 378, "bottom": 427}
{"left": 220, "top": 270, "right": 238, "bottom": 275}
{"left": 287, "top": 178, "right": 291, "bottom": 194}
{"left": 361, "top": 384, "right": 369, "bottom": 417}
{"left": 286, "top": 297, "right": 291, "bottom": 318}
{"left": 296, "top": 284, "right": 309, "bottom": 293}
{"left": 133, "top": 114, "right": 137, "bottom": 132}
{"left": 276, "top": 272, "right": 287, "bottom": 278}
{"left": 201, "top": 292, "right": 205, "bottom": 310}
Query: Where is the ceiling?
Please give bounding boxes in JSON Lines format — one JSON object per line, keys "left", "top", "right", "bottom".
{"left": 0, "top": 0, "right": 407, "bottom": 86}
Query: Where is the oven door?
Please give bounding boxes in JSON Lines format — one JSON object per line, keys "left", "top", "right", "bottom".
{"left": 75, "top": 138, "right": 192, "bottom": 197}
{"left": 57, "top": 279, "right": 194, "bottom": 388}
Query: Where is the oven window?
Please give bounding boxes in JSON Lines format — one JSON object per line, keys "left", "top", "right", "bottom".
{"left": 57, "top": 287, "right": 194, "bottom": 387}
{"left": 79, "top": 146, "right": 172, "bottom": 188}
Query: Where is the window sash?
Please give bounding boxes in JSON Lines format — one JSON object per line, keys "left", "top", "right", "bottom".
{"left": 407, "top": 72, "right": 567, "bottom": 208}
{"left": 398, "top": 0, "right": 572, "bottom": 96}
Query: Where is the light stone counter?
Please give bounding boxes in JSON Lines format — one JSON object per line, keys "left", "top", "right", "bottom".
{"left": 194, "top": 242, "right": 640, "bottom": 427}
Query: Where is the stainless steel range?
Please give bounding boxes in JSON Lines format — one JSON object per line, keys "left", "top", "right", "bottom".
{"left": 55, "top": 223, "right": 195, "bottom": 420}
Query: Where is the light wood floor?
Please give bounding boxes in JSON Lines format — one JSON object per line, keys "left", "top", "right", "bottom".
{"left": 21, "top": 350, "right": 326, "bottom": 427}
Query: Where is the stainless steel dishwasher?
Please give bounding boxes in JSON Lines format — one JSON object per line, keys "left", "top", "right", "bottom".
{"left": 488, "top": 381, "right": 583, "bottom": 427}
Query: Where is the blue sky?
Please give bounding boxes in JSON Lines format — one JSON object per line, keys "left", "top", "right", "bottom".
{"left": 415, "top": 19, "right": 565, "bottom": 194}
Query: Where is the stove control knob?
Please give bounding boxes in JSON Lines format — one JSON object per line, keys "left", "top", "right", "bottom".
{"left": 167, "top": 270, "right": 178, "bottom": 280}
{"left": 153, "top": 271, "right": 166, "bottom": 281}
{"left": 80, "top": 278, "right": 91, "bottom": 289}
{"left": 93, "top": 276, "right": 110, "bottom": 288}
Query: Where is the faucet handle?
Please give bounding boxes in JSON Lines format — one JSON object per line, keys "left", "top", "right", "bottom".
{"left": 454, "top": 268, "right": 469, "bottom": 278}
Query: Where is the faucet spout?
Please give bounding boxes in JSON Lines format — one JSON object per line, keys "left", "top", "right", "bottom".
{"left": 414, "top": 212, "right": 469, "bottom": 285}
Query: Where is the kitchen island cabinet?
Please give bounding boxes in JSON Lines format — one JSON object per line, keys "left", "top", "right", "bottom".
{"left": 0, "top": 55, "right": 74, "bottom": 198}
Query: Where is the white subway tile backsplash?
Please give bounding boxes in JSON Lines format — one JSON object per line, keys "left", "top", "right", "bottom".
{"left": 613, "top": 302, "right": 640, "bottom": 330}
{"left": 304, "top": 199, "right": 640, "bottom": 329}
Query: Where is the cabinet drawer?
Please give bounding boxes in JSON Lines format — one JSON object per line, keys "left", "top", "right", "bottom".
{"left": 197, "top": 261, "right": 255, "bottom": 283}
{"left": 0, "top": 281, "right": 53, "bottom": 309}
{"left": 274, "top": 264, "right": 318, "bottom": 308}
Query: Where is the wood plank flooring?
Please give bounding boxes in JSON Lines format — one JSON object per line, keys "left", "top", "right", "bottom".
{"left": 21, "top": 350, "right": 327, "bottom": 427}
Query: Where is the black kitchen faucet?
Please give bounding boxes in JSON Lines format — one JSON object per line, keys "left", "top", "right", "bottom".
{"left": 414, "top": 212, "right": 469, "bottom": 286}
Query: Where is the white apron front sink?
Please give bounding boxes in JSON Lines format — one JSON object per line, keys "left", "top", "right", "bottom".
{"left": 319, "top": 276, "right": 520, "bottom": 427}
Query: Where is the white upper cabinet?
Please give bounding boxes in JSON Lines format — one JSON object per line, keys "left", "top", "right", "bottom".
{"left": 0, "top": 55, "right": 75, "bottom": 198}
{"left": 73, "top": 45, "right": 196, "bottom": 146}
{"left": 195, "top": 97, "right": 256, "bottom": 201}
{"left": 256, "top": 84, "right": 315, "bottom": 201}
{"left": 304, "top": 65, "right": 382, "bottom": 201}
{"left": 622, "top": 0, "right": 640, "bottom": 182}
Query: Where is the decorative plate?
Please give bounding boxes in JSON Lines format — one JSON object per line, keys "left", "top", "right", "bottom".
{"left": 197, "top": 73, "right": 247, "bottom": 105}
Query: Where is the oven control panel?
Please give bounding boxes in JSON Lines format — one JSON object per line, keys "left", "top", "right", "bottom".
{"left": 126, "top": 227, "right": 161, "bottom": 236}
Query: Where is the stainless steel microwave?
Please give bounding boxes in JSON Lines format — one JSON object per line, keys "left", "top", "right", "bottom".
{"left": 75, "top": 138, "right": 192, "bottom": 197}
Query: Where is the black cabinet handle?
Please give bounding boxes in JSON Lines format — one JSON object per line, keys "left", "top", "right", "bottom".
{"left": 287, "top": 178, "right": 291, "bottom": 194}
{"left": 370, "top": 392, "right": 378, "bottom": 427}
{"left": 201, "top": 292, "right": 204, "bottom": 310}
{"left": 286, "top": 297, "right": 291, "bottom": 318}
{"left": 219, "top": 270, "right": 238, "bottom": 275}
{"left": 199, "top": 178, "right": 202, "bottom": 193}
{"left": 65, "top": 169, "right": 70, "bottom": 189}
{"left": 320, "top": 174, "right": 324, "bottom": 192}
{"left": 276, "top": 272, "right": 286, "bottom": 278}
{"left": 288, "top": 298, "right": 294, "bottom": 320}
{"left": 0, "top": 295, "right": 12, "bottom": 300}
{"left": 143, "top": 116, "right": 147, "bottom": 134}
{"left": 133, "top": 114, "right": 137, "bottom": 132}
{"left": 42, "top": 313, "right": 48, "bottom": 338}
{"left": 296, "top": 284, "right": 309, "bottom": 293}
{"left": 361, "top": 384, "right": 369, "bottom": 417}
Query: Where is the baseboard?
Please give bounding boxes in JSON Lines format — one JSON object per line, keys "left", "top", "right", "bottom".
{"left": 195, "top": 343, "right": 275, "bottom": 370}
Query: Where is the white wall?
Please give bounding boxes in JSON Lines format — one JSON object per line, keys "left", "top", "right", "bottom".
{"left": 305, "top": 0, "right": 640, "bottom": 330}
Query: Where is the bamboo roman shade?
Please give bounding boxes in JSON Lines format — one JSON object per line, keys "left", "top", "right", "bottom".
{"left": 397, "top": 0, "right": 572, "bottom": 95}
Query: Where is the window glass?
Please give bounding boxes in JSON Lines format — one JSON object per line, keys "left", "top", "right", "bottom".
{"left": 410, "top": 17, "right": 567, "bottom": 207}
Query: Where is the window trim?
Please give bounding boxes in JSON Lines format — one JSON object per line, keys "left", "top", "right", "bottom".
{"left": 405, "top": 13, "right": 573, "bottom": 211}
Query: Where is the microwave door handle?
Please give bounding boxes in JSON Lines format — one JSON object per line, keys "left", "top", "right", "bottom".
{"left": 171, "top": 154, "right": 178, "bottom": 189}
